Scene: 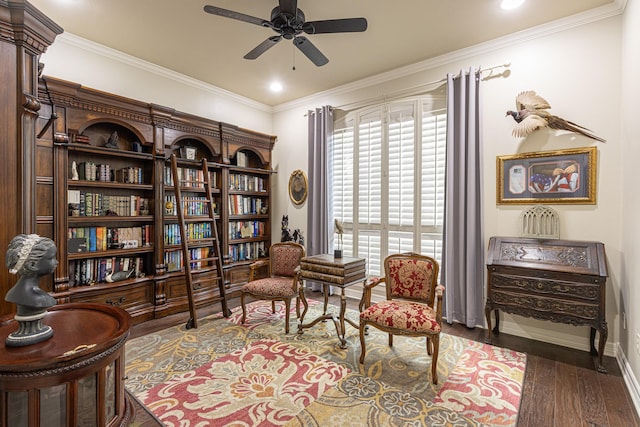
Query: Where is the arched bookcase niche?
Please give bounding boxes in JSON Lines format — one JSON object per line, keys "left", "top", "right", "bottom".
{"left": 75, "top": 118, "right": 152, "bottom": 154}
{"left": 169, "top": 136, "right": 221, "bottom": 163}
{"left": 231, "top": 147, "right": 268, "bottom": 169}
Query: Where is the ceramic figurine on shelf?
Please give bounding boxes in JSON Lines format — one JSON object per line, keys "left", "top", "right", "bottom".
{"left": 281, "top": 215, "right": 293, "bottom": 242}
{"left": 334, "top": 219, "right": 344, "bottom": 258}
{"left": 105, "top": 130, "right": 119, "bottom": 149}
{"left": 5, "top": 234, "right": 58, "bottom": 346}
{"left": 71, "top": 161, "right": 79, "bottom": 180}
{"left": 293, "top": 229, "right": 304, "bottom": 246}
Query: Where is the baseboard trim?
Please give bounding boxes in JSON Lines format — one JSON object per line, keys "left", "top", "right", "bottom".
{"left": 616, "top": 344, "right": 640, "bottom": 417}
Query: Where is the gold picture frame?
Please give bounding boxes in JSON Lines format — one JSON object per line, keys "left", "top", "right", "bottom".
{"left": 497, "top": 146, "right": 597, "bottom": 205}
{"left": 289, "top": 169, "right": 308, "bottom": 205}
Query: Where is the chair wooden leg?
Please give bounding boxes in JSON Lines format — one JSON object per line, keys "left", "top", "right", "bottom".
{"left": 431, "top": 335, "right": 440, "bottom": 385}
{"left": 271, "top": 300, "right": 276, "bottom": 314}
{"left": 284, "top": 299, "right": 291, "bottom": 334}
{"left": 388, "top": 333, "right": 393, "bottom": 347}
{"left": 359, "top": 321, "right": 367, "bottom": 364}
{"left": 298, "top": 286, "right": 309, "bottom": 325}
{"left": 240, "top": 292, "right": 247, "bottom": 325}
{"left": 427, "top": 337, "right": 433, "bottom": 355}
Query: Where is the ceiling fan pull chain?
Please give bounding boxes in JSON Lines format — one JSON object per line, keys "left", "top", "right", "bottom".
{"left": 292, "top": 43, "right": 296, "bottom": 71}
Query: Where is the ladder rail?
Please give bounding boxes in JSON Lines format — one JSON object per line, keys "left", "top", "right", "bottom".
{"left": 202, "top": 158, "right": 230, "bottom": 318}
{"left": 170, "top": 154, "right": 230, "bottom": 329}
{"left": 170, "top": 154, "right": 198, "bottom": 328}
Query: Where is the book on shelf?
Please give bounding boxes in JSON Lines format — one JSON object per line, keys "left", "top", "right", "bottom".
{"left": 74, "top": 134, "right": 90, "bottom": 144}
{"left": 68, "top": 189, "right": 81, "bottom": 217}
{"left": 236, "top": 151, "right": 248, "bottom": 167}
{"left": 97, "top": 164, "right": 111, "bottom": 182}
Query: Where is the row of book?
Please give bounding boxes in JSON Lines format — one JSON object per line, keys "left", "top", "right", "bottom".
{"left": 164, "top": 166, "right": 216, "bottom": 188}
{"left": 69, "top": 256, "right": 145, "bottom": 287}
{"left": 164, "top": 248, "right": 213, "bottom": 272}
{"left": 228, "top": 220, "right": 265, "bottom": 240}
{"left": 164, "top": 195, "right": 213, "bottom": 216}
{"left": 73, "top": 162, "right": 145, "bottom": 184}
{"left": 164, "top": 222, "right": 213, "bottom": 245}
{"left": 228, "top": 241, "right": 267, "bottom": 262}
{"left": 229, "top": 173, "right": 266, "bottom": 192}
{"left": 68, "top": 190, "right": 150, "bottom": 217}
{"left": 228, "top": 194, "right": 266, "bottom": 215}
{"left": 68, "top": 225, "right": 152, "bottom": 252}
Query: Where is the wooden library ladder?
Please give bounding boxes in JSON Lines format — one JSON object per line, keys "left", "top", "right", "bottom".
{"left": 170, "top": 154, "right": 230, "bottom": 329}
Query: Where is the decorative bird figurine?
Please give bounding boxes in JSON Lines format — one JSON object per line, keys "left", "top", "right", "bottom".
{"left": 506, "top": 91, "right": 605, "bottom": 142}
{"left": 334, "top": 219, "right": 344, "bottom": 246}
{"left": 105, "top": 269, "right": 134, "bottom": 283}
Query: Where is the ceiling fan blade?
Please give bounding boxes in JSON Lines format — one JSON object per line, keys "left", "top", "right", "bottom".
{"left": 303, "top": 18, "right": 368, "bottom": 34}
{"left": 293, "top": 36, "right": 329, "bottom": 67}
{"left": 203, "top": 5, "right": 269, "bottom": 27}
{"left": 244, "top": 36, "right": 282, "bottom": 60}
{"left": 279, "top": 0, "right": 298, "bottom": 18}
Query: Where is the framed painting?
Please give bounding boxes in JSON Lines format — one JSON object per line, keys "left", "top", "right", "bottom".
{"left": 496, "top": 146, "right": 597, "bottom": 204}
{"left": 289, "top": 169, "right": 308, "bottom": 205}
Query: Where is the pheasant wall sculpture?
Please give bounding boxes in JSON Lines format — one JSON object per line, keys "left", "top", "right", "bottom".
{"left": 506, "top": 91, "right": 605, "bottom": 142}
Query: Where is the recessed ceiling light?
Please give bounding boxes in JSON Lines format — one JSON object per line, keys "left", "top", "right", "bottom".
{"left": 270, "top": 82, "right": 283, "bottom": 92}
{"left": 501, "top": 0, "right": 525, "bottom": 10}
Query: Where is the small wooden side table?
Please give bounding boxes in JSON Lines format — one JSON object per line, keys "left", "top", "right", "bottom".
{"left": 298, "top": 254, "right": 366, "bottom": 348}
{"left": 0, "top": 303, "right": 133, "bottom": 427}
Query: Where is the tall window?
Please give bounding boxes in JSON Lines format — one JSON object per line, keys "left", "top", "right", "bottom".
{"left": 332, "top": 98, "right": 446, "bottom": 277}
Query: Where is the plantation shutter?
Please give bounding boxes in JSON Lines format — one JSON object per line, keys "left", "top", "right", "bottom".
{"left": 388, "top": 103, "right": 415, "bottom": 228}
{"left": 330, "top": 96, "right": 446, "bottom": 292}
{"left": 332, "top": 124, "right": 354, "bottom": 256}
{"left": 421, "top": 107, "right": 447, "bottom": 264}
{"left": 357, "top": 109, "right": 383, "bottom": 275}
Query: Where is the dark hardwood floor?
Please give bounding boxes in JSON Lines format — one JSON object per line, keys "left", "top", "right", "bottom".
{"left": 130, "top": 290, "right": 640, "bottom": 427}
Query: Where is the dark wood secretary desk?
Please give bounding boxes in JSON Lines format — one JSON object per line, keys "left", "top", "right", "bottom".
{"left": 484, "top": 236, "right": 608, "bottom": 373}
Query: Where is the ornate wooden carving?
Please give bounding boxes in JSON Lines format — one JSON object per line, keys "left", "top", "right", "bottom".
{"left": 0, "top": 1, "right": 62, "bottom": 317}
{"left": 485, "top": 236, "right": 608, "bottom": 373}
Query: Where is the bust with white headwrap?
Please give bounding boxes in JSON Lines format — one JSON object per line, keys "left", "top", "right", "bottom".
{"left": 5, "top": 234, "right": 58, "bottom": 346}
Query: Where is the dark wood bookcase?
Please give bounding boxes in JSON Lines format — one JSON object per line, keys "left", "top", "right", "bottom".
{"left": 30, "top": 76, "right": 276, "bottom": 324}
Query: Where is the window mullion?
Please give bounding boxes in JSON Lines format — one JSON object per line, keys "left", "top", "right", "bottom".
{"left": 414, "top": 100, "right": 422, "bottom": 252}
{"left": 381, "top": 104, "right": 389, "bottom": 262}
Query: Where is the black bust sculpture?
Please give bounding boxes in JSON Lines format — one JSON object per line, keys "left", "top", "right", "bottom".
{"left": 5, "top": 234, "right": 58, "bottom": 346}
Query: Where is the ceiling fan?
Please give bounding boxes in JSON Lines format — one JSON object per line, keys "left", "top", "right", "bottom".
{"left": 203, "top": 0, "right": 368, "bottom": 66}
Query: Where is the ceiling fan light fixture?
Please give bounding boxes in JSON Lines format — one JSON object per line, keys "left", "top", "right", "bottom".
{"left": 500, "top": 0, "right": 525, "bottom": 10}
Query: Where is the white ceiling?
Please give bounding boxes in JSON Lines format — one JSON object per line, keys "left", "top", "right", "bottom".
{"left": 29, "top": 0, "right": 615, "bottom": 106}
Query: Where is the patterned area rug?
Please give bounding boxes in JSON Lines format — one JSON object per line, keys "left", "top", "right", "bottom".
{"left": 125, "top": 300, "right": 526, "bottom": 426}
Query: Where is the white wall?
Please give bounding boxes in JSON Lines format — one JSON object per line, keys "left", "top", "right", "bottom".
{"left": 273, "top": 15, "right": 625, "bottom": 359}
{"left": 620, "top": 0, "right": 640, "bottom": 409}
{"left": 40, "top": 34, "right": 274, "bottom": 135}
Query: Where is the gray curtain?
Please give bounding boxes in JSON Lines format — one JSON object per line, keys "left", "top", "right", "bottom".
{"left": 442, "top": 68, "right": 484, "bottom": 327}
{"left": 307, "top": 106, "right": 333, "bottom": 291}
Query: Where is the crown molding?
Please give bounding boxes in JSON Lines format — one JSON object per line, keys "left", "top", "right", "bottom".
{"left": 273, "top": 0, "right": 626, "bottom": 113}
{"left": 54, "top": 32, "right": 273, "bottom": 113}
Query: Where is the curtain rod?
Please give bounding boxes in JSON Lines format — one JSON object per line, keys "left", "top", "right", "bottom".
{"left": 331, "top": 62, "right": 510, "bottom": 112}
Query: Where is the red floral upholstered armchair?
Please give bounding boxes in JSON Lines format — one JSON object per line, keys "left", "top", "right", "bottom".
{"left": 240, "top": 242, "right": 306, "bottom": 333}
{"left": 359, "top": 252, "right": 444, "bottom": 384}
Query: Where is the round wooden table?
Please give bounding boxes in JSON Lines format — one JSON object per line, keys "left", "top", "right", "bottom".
{"left": 0, "top": 303, "right": 133, "bottom": 427}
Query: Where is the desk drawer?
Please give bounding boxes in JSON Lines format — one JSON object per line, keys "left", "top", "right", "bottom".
{"left": 491, "top": 272, "right": 600, "bottom": 302}
{"left": 490, "top": 290, "right": 600, "bottom": 322}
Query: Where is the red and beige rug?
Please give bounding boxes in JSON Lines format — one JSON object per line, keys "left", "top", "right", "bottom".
{"left": 126, "top": 300, "right": 526, "bottom": 426}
